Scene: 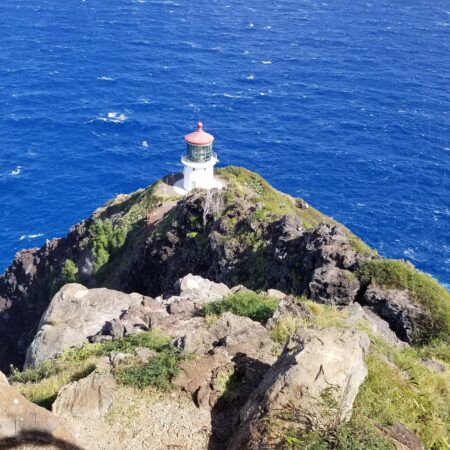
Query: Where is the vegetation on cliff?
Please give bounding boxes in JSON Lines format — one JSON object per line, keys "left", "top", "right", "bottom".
{"left": 203, "top": 291, "right": 278, "bottom": 324}
{"left": 10, "top": 329, "right": 186, "bottom": 407}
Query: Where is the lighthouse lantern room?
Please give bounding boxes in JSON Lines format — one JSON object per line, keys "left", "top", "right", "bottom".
{"left": 177, "top": 121, "right": 222, "bottom": 192}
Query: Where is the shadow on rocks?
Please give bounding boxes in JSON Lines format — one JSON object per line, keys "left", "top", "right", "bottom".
{"left": 208, "top": 352, "right": 271, "bottom": 450}
{"left": 0, "top": 429, "right": 85, "bottom": 450}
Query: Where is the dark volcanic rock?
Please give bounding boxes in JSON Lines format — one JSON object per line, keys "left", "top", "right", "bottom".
{"left": 0, "top": 221, "right": 91, "bottom": 372}
{"left": 363, "top": 285, "right": 426, "bottom": 343}
{"left": 309, "top": 264, "right": 360, "bottom": 305}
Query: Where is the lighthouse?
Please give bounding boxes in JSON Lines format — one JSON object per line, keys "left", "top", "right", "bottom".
{"left": 176, "top": 121, "right": 222, "bottom": 192}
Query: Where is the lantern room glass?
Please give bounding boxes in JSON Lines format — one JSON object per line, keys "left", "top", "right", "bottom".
{"left": 186, "top": 143, "right": 212, "bottom": 162}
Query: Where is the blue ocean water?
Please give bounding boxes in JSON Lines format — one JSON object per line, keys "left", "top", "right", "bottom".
{"left": 0, "top": 0, "right": 449, "bottom": 285}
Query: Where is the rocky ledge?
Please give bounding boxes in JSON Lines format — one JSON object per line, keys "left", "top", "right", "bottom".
{"left": 0, "top": 167, "right": 448, "bottom": 449}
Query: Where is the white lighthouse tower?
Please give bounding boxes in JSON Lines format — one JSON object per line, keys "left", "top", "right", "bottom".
{"left": 176, "top": 121, "right": 222, "bottom": 192}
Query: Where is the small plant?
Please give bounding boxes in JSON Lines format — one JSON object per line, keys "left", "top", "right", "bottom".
{"left": 205, "top": 313, "right": 219, "bottom": 327}
{"left": 203, "top": 291, "right": 278, "bottom": 324}
{"left": 48, "top": 258, "right": 80, "bottom": 298}
{"left": 61, "top": 259, "right": 78, "bottom": 283}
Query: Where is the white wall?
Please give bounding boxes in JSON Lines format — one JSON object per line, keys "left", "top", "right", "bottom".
{"left": 183, "top": 163, "right": 214, "bottom": 191}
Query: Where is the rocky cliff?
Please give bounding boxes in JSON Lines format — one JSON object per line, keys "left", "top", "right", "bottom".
{"left": 0, "top": 167, "right": 449, "bottom": 449}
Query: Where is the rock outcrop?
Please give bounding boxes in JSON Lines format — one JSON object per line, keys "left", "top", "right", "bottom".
{"left": 228, "top": 328, "right": 370, "bottom": 449}
{"left": 309, "top": 264, "right": 360, "bottom": 305}
{"left": 363, "top": 285, "right": 426, "bottom": 343}
{"left": 25, "top": 283, "right": 144, "bottom": 368}
{"left": 180, "top": 312, "right": 276, "bottom": 365}
{"left": 53, "top": 372, "right": 116, "bottom": 418}
{"left": 345, "top": 302, "right": 407, "bottom": 347}
{"left": 0, "top": 169, "right": 377, "bottom": 372}
{"left": 0, "top": 370, "right": 80, "bottom": 449}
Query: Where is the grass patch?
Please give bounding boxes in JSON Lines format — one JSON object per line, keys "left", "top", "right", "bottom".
{"left": 203, "top": 291, "right": 278, "bottom": 324}
{"left": 358, "top": 259, "right": 450, "bottom": 344}
{"left": 59, "top": 329, "right": 171, "bottom": 362}
{"left": 354, "top": 350, "right": 450, "bottom": 449}
{"left": 9, "top": 330, "right": 180, "bottom": 407}
{"left": 10, "top": 360, "right": 61, "bottom": 384}
{"left": 10, "top": 360, "right": 96, "bottom": 409}
{"left": 284, "top": 418, "right": 393, "bottom": 450}
{"left": 115, "top": 347, "right": 187, "bottom": 391}
{"left": 270, "top": 299, "right": 350, "bottom": 355}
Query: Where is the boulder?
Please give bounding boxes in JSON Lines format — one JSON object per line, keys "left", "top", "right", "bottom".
{"left": 364, "top": 285, "right": 425, "bottom": 343}
{"left": 98, "top": 297, "right": 168, "bottom": 340}
{"left": 109, "top": 351, "right": 132, "bottom": 368}
{"left": 174, "top": 274, "right": 231, "bottom": 304}
{"left": 421, "top": 358, "right": 446, "bottom": 373}
{"left": 267, "top": 295, "right": 311, "bottom": 329}
{"left": 53, "top": 372, "right": 116, "bottom": 418}
{"left": 25, "top": 284, "right": 143, "bottom": 368}
{"left": 309, "top": 265, "right": 360, "bottom": 305}
{"left": 181, "top": 312, "right": 276, "bottom": 366}
{"left": 135, "top": 347, "right": 157, "bottom": 364}
{"left": 228, "top": 328, "right": 370, "bottom": 449}
{"left": 266, "top": 288, "right": 288, "bottom": 300}
{"left": 378, "top": 422, "right": 424, "bottom": 450}
{"left": 303, "top": 223, "right": 359, "bottom": 271}
{"left": 174, "top": 348, "right": 234, "bottom": 409}
{"left": 0, "top": 372, "right": 79, "bottom": 447}
{"left": 345, "top": 302, "right": 407, "bottom": 347}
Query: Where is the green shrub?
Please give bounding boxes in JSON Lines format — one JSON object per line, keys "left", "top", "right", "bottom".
{"left": 48, "top": 258, "right": 80, "bottom": 298}
{"left": 203, "top": 291, "right": 278, "bottom": 324}
{"left": 358, "top": 259, "right": 450, "bottom": 344}
{"left": 61, "top": 259, "right": 78, "bottom": 283}
{"left": 90, "top": 219, "right": 128, "bottom": 273}
{"left": 115, "top": 348, "right": 185, "bottom": 390}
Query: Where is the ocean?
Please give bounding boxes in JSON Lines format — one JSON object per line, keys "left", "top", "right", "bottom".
{"left": 0, "top": 0, "right": 449, "bottom": 285}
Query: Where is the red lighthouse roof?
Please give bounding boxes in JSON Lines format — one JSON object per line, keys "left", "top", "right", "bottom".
{"left": 184, "top": 121, "right": 214, "bottom": 146}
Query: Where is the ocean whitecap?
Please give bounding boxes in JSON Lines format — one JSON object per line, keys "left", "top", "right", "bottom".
{"left": 142, "top": 140, "right": 149, "bottom": 148}
{"left": 11, "top": 166, "right": 22, "bottom": 176}
{"left": 98, "top": 112, "right": 128, "bottom": 123}
{"left": 19, "top": 233, "right": 43, "bottom": 241}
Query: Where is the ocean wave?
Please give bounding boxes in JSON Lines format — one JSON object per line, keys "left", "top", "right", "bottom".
{"left": 97, "top": 112, "right": 128, "bottom": 123}
{"left": 19, "top": 233, "right": 43, "bottom": 241}
{"left": 97, "top": 76, "right": 115, "bottom": 81}
{"left": 142, "top": 141, "right": 149, "bottom": 148}
{"left": 10, "top": 166, "right": 22, "bottom": 176}
{"left": 262, "top": 60, "right": 272, "bottom": 64}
